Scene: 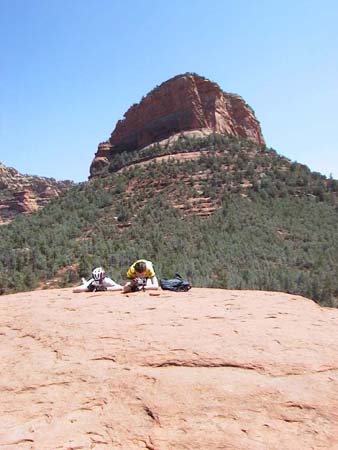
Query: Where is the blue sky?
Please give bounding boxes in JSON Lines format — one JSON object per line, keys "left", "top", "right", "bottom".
{"left": 1, "top": 0, "right": 337, "bottom": 182}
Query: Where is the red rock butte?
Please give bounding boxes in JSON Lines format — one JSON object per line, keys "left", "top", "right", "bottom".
{"left": 90, "top": 73, "right": 265, "bottom": 177}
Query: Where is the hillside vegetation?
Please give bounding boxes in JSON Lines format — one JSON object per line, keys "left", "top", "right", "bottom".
{"left": 1, "top": 134, "right": 338, "bottom": 306}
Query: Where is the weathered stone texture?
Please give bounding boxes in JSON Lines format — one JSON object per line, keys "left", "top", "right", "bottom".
{"left": 1, "top": 288, "right": 337, "bottom": 449}
{"left": 90, "top": 74, "right": 265, "bottom": 177}
{"left": 0, "top": 163, "right": 72, "bottom": 223}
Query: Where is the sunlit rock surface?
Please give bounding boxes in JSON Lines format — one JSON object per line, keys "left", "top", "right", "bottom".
{"left": 1, "top": 288, "right": 337, "bottom": 449}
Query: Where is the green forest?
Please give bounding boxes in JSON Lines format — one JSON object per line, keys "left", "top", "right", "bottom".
{"left": 1, "top": 134, "right": 338, "bottom": 307}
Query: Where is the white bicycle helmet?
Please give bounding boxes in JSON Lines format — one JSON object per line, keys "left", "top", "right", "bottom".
{"left": 92, "top": 267, "right": 106, "bottom": 282}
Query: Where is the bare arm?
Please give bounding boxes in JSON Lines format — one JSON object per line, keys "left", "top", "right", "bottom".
{"left": 144, "top": 276, "right": 159, "bottom": 290}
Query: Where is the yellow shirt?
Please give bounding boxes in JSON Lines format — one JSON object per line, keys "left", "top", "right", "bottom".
{"left": 127, "top": 259, "right": 155, "bottom": 279}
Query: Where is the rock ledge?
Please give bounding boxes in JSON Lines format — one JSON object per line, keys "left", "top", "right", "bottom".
{"left": 1, "top": 288, "right": 337, "bottom": 449}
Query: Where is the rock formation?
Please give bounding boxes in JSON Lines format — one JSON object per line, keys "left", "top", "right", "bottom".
{"left": 0, "top": 163, "right": 73, "bottom": 223}
{"left": 90, "top": 73, "right": 265, "bottom": 177}
{"left": 1, "top": 287, "right": 337, "bottom": 449}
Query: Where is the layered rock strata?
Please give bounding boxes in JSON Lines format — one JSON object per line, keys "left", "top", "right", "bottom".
{"left": 90, "top": 73, "right": 265, "bottom": 177}
{"left": 0, "top": 163, "right": 73, "bottom": 223}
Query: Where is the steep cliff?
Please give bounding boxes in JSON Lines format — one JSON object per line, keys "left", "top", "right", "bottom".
{"left": 90, "top": 73, "right": 265, "bottom": 177}
{"left": 0, "top": 163, "right": 73, "bottom": 223}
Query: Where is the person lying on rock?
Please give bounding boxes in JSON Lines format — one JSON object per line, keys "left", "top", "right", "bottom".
{"left": 73, "top": 267, "right": 122, "bottom": 293}
{"left": 122, "top": 259, "right": 159, "bottom": 293}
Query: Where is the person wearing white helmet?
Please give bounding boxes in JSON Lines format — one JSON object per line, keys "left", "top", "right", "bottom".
{"left": 73, "top": 267, "right": 122, "bottom": 293}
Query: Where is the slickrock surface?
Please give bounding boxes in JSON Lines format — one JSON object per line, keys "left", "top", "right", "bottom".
{"left": 90, "top": 73, "right": 265, "bottom": 177}
{"left": 1, "top": 288, "right": 338, "bottom": 449}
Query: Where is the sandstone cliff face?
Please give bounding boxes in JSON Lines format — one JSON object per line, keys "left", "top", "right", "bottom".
{"left": 90, "top": 73, "right": 265, "bottom": 177}
{"left": 0, "top": 288, "right": 337, "bottom": 449}
{"left": 0, "top": 163, "right": 73, "bottom": 223}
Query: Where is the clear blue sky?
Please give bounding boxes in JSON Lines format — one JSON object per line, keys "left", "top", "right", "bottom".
{"left": 1, "top": 0, "right": 337, "bottom": 182}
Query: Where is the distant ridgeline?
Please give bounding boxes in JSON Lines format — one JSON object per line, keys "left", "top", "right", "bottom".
{"left": 1, "top": 133, "right": 338, "bottom": 307}
{"left": 0, "top": 162, "right": 73, "bottom": 224}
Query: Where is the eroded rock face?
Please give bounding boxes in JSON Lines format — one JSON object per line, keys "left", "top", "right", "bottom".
{"left": 0, "top": 163, "right": 73, "bottom": 223}
{"left": 89, "top": 142, "right": 112, "bottom": 178}
{"left": 1, "top": 288, "right": 337, "bottom": 449}
{"left": 90, "top": 73, "right": 265, "bottom": 177}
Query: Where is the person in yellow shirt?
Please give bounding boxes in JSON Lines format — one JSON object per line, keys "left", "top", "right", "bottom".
{"left": 123, "top": 259, "right": 159, "bottom": 293}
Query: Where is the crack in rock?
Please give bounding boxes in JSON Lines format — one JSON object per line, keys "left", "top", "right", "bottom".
{"left": 90, "top": 356, "right": 116, "bottom": 362}
{"left": 3, "top": 439, "right": 34, "bottom": 445}
{"left": 143, "top": 405, "right": 160, "bottom": 425}
{"left": 145, "top": 360, "right": 261, "bottom": 371}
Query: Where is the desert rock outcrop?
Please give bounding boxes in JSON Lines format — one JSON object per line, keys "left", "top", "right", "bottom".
{"left": 1, "top": 288, "right": 337, "bottom": 449}
{"left": 0, "top": 163, "right": 73, "bottom": 223}
{"left": 90, "top": 73, "right": 265, "bottom": 177}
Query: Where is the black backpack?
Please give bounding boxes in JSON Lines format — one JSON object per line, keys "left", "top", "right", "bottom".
{"left": 160, "top": 274, "right": 191, "bottom": 292}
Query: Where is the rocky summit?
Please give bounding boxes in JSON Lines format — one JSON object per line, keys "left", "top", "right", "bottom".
{"left": 0, "top": 163, "right": 73, "bottom": 223}
{"left": 90, "top": 73, "right": 265, "bottom": 177}
{"left": 1, "top": 287, "right": 338, "bottom": 449}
